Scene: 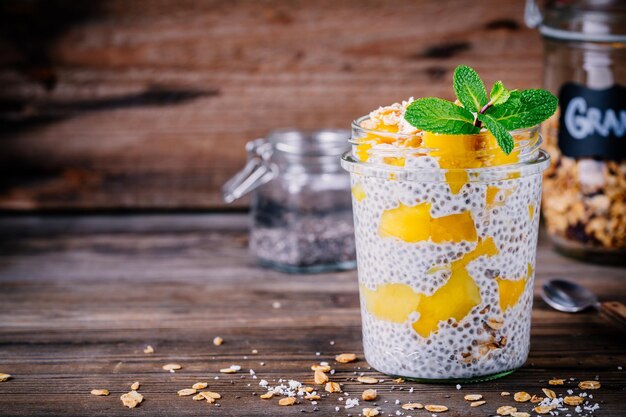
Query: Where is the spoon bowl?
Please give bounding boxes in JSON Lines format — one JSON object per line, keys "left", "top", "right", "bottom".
{"left": 541, "top": 279, "right": 600, "bottom": 313}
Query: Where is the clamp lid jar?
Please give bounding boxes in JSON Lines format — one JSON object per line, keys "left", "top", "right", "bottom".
{"left": 223, "top": 129, "right": 356, "bottom": 273}
{"left": 526, "top": 0, "right": 626, "bottom": 263}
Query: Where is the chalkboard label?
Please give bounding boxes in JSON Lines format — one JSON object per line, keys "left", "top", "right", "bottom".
{"left": 558, "top": 82, "right": 626, "bottom": 160}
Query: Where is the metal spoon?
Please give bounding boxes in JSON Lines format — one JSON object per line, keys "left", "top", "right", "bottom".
{"left": 542, "top": 279, "right": 626, "bottom": 329}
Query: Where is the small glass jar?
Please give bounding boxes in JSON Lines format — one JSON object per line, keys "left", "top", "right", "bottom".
{"left": 343, "top": 117, "right": 550, "bottom": 382}
{"left": 223, "top": 129, "right": 356, "bottom": 273}
{"left": 526, "top": 0, "right": 626, "bottom": 263}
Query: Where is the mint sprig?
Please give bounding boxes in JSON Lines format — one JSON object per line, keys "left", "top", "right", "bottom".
{"left": 477, "top": 113, "right": 513, "bottom": 154}
{"left": 404, "top": 65, "right": 557, "bottom": 154}
{"left": 489, "top": 81, "right": 513, "bottom": 107}
{"left": 453, "top": 65, "right": 488, "bottom": 113}
{"left": 404, "top": 98, "right": 480, "bottom": 135}
{"left": 487, "top": 89, "right": 559, "bottom": 130}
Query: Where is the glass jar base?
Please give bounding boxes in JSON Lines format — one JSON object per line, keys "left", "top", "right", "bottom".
{"left": 257, "top": 258, "right": 357, "bottom": 274}
{"left": 387, "top": 368, "right": 518, "bottom": 384}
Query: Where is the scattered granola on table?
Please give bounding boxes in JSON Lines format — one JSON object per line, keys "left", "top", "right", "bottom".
{"left": 424, "top": 404, "right": 448, "bottom": 412}
{"left": 356, "top": 376, "right": 378, "bottom": 384}
{"left": 120, "top": 390, "right": 143, "bottom": 408}
{"left": 335, "top": 353, "right": 357, "bottom": 363}
{"left": 177, "top": 388, "right": 197, "bottom": 396}
{"left": 162, "top": 363, "right": 182, "bottom": 372}
{"left": 361, "top": 389, "right": 377, "bottom": 401}
{"left": 579, "top": 380, "right": 601, "bottom": 389}
{"left": 278, "top": 397, "right": 296, "bottom": 406}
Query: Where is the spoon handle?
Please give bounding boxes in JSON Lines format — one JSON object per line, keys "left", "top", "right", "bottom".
{"left": 599, "top": 301, "right": 626, "bottom": 330}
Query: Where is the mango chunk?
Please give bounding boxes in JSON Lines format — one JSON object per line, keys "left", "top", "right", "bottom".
{"left": 362, "top": 238, "right": 500, "bottom": 338}
{"left": 497, "top": 263, "right": 533, "bottom": 312}
{"left": 528, "top": 204, "right": 535, "bottom": 220}
{"left": 411, "top": 263, "right": 481, "bottom": 337}
{"left": 383, "top": 157, "right": 406, "bottom": 167}
{"left": 445, "top": 171, "right": 469, "bottom": 194}
{"left": 379, "top": 202, "right": 477, "bottom": 243}
{"left": 422, "top": 131, "right": 521, "bottom": 194}
{"left": 360, "top": 283, "right": 422, "bottom": 323}
{"left": 485, "top": 186, "right": 515, "bottom": 208}
{"left": 356, "top": 143, "right": 372, "bottom": 162}
{"left": 352, "top": 183, "right": 367, "bottom": 202}
{"left": 486, "top": 186, "right": 500, "bottom": 206}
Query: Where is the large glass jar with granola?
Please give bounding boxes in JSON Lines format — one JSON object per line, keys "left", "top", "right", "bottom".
{"left": 526, "top": 0, "right": 626, "bottom": 263}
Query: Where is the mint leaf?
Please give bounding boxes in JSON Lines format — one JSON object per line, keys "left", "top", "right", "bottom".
{"left": 486, "top": 89, "right": 558, "bottom": 130}
{"left": 405, "top": 98, "right": 480, "bottom": 134}
{"left": 453, "top": 65, "right": 488, "bottom": 113}
{"left": 477, "top": 113, "right": 514, "bottom": 154}
{"left": 489, "top": 81, "right": 513, "bottom": 106}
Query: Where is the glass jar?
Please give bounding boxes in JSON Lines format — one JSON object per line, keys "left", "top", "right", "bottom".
{"left": 526, "top": 0, "right": 626, "bottom": 263}
{"left": 223, "top": 129, "right": 356, "bottom": 273}
{"left": 342, "top": 117, "right": 550, "bottom": 382}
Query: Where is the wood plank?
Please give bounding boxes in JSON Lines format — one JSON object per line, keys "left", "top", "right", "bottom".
{"left": 0, "top": 0, "right": 542, "bottom": 210}
{"left": 0, "top": 215, "right": 624, "bottom": 416}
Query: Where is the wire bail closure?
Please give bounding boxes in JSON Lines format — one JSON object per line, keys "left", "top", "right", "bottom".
{"left": 222, "top": 138, "right": 277, "bottom": 203}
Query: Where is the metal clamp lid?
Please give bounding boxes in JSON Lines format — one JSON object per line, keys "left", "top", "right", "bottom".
{"left": 222, "top": 138, "right": 277, "bottom": 203}
{"left": 525, "top": 0, "right": 626, "bottom": 43}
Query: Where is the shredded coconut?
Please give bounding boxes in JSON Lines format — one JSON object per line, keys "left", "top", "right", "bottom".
{"left": 344, "top": 398, "right": 359, "bottom": 409}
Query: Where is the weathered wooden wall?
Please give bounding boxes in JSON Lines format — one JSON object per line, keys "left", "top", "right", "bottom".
{"left": 0, "top": 0, "right": 543, "bottom": 211}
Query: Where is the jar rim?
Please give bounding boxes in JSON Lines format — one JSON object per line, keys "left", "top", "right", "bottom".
{"left": 345, "top": 115, "right": 550, "bottom": 182}
{"left": 268, "top": 128, "right": 350, "bottom": 156}
{"left": 351, "top": 115, "right": 539, "bottom": 141}
{"left": 341, "top": 148, "right": 551, "bottom": 183}
{"left": 351, "top": 115, "right": 543, "bottom": 161}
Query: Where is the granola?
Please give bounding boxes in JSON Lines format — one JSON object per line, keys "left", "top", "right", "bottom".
{"left": 578, "top": 380, "right": 601, "bottom": 390}
{"left": 362, "top": 389, "right": 377, "bottom": 401}
{"left": 356, "top": 376, "right": 378, "bottom": 384}
{"left": 120, "top": 390, "right": 143, "bottom": 408}
{"left": 542, "top": 111, "right": 626, "bottom": 253}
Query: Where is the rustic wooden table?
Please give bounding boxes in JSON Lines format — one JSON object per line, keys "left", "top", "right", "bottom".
{"left": 0, "top": 214, "right": 624, "bottom": 416}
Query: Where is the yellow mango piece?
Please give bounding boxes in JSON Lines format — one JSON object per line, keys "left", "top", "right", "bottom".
{"left": 361, "top": 238, "right": 500, "bottom": 338}
{"left": 445, "top": 171, "right": 469, "bottom": 194}
{"left": 485, "top": 186, "right": 515, "bottom": 208}
{"left": 383, "top": 157, "right": 406, "bottom": 167}
{"left": 413, "top": 237, "right": 499, "bottom": 337}
{"left": 361, "top": 283, "right": 422, "bottom": 323}
{"left": 356, "top": 143, "right": 372, "bottom": 162}
{"left": 456, "top": 237, "right": 499, "bottom": 267}
{"left": 486, "top": 186, "right": 500, "bottom": 206}
{"left": 352, "top": 183, "right": 366, "bottom": 202}
{"left": 379, "top": 202, "right": 477, "bottom": 243}
{"left": 421, "top": 131, "right": 522, "bottom": 194}
{"left": 373, "top": 124, "right": 400, "bottom": 134}
{"left": 355, "top": 132, "right": 396, "bottom": 162}
{"left": 497, "top": 263, "right": 533, "bottom": 312}
{"left": 411, "top": 265, "right": 481, "bottom": 337}
{"left": 528, "top": 204, "right": 535, "bottom": 220}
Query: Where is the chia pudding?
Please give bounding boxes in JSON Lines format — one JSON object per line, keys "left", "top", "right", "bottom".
{"left": 342, "top": 97, "right": 551, "bottom": 381}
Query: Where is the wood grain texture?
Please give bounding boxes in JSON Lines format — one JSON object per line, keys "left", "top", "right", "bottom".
{"left": 0, "top": 0, "right": 542, "bottom": 210}
{"left": 0, "top": 214, "right": 625, "bottom": 416}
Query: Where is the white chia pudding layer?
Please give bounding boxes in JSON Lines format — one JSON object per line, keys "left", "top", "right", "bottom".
{"left": 348, "top": 161, "right": 544, "bottom": 380}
